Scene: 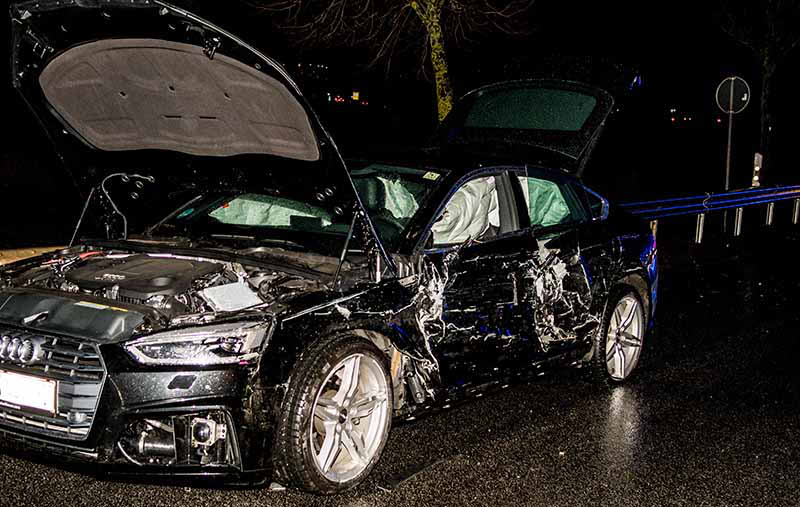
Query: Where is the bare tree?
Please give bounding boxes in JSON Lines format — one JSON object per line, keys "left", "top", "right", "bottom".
{"left": 254, "top": 0, "right": 534, "bottom": 121}
{"left": 718, "top": 0, "right": 800, "bottom": 174}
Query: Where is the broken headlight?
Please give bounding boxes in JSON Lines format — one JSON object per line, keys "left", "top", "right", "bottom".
{"left": 125, "top": 321, "right": 270, "bottom": 366}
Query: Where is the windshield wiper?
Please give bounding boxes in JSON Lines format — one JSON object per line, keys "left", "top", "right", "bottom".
{"left": 209, "top": 233, "right": 256, "bottom": 241}
{"left": 209, "top": 234, "right": 309, "bottom": 251}
{"left": 146, "top": 193, "right": 205, "bottom": 237}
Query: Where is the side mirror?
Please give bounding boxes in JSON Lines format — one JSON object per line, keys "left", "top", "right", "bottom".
{"left": 583, "top": 186, "right": 609, "bottom": 222}
{"left": 595, "top": 198, "right": 609, "bottom": 222}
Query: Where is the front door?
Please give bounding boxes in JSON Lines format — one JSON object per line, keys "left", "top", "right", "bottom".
{"left": 419, "top": 170, "right": 539, "bottom": 385}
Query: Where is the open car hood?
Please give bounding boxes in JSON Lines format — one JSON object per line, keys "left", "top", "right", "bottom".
{"left": 11, "top": 0, "right": 320, "bottom": 163}
{"left": 9, "top": 0, "right": 396, "bottom": 273}
{"left": 437, "top": 80, "right": 614, "bottom": 176}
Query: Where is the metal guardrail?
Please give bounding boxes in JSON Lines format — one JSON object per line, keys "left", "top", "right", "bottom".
{"left": 620, "top": 185, "right": 800, "bottom": 219}
{"left": 620, "top": 185, "right": 800, "bottom": 243}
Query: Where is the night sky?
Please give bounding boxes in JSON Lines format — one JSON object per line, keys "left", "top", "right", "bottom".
{"left": 0, "top": 0, "right": 797, "bottom": 248}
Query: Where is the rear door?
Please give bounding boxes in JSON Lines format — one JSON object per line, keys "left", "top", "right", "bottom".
{"left": 507, "top": 167, "right": 598, "bottom": 355}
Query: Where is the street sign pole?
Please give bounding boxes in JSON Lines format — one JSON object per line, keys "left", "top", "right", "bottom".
{"left": 715, "top": 76, "right": 750, "bottom": 236}
{"left": 724, "top": 110, "right": 733, "bottom": 232}
{"left": 725, "top": 85, "right": 734, "bottom": 192}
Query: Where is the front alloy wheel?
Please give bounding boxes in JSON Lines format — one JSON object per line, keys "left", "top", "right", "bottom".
{"left": 273, "top": 335, "right": 392, "bottom": 494}
{"left": 310, "top": 353, "right": 389, "bottom": 483}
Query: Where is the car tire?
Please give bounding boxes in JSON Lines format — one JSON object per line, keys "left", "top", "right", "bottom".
{"left": 272, "top": 334, "right": 393, "bottom": 494}
{"left": 590, "top": 287, "right": 647, "bottom": 383}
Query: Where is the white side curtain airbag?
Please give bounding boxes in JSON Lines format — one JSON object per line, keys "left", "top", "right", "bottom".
{"left": 432, "top": 176, "right": 499, "bottom": 245}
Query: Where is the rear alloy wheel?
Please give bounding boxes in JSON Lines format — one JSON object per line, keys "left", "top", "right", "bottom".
{"left": 273, "top": 335, "right": 392, "bottom": 494}
{"left": 592, "top": 289, "right": 646, "bottom": 383}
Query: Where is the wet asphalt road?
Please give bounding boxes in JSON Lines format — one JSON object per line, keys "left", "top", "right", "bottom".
{"left": 2, "top": 232, "right": 799, "bottom": 507}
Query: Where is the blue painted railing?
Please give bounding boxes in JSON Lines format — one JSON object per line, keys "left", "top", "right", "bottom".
{"left": 620, "top": 185, "right": 800, "bottom": 221}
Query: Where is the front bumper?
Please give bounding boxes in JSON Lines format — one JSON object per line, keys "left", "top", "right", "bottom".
{"left": 0, "top": 350, "right": 280, "bottom": 484}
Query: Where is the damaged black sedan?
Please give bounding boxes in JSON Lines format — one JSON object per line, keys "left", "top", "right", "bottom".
{"left": 1, "top": 0, "right": 657, "bottom": 494}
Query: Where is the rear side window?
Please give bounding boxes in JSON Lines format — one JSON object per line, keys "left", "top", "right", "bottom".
{"left": 517, "top": 176, "right": 572, "bottom": 229}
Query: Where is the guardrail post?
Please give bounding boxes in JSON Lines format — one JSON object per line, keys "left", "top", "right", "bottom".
{"left": 734, "top": 207, "right": 743, "bottom": 236}
{"left": 793, "top": 199, "right": 800, "bottom": 225}
{"left": 649, "top": 220, "right": 658, "bottom": 239}
{"left": 766, "top": 202, "right": 775, "bottom": 226}
{"left": 695, "top": 213, "right": 705, "bottom": 244}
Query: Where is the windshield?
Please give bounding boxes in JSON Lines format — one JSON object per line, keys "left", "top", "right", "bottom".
{"left": 151, "top": 162, "right": 443, "bottom": 256}
{"left": 153, "top": 190, "right": 353, "bottom": 258}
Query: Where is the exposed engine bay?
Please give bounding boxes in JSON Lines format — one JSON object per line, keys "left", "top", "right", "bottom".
{"left": 3, "top": 251, "right": 325, "bottom": 320}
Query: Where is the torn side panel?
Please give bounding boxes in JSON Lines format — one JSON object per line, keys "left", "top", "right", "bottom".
{"left": 520, "top": 242, "right": 597, "bottom": 351}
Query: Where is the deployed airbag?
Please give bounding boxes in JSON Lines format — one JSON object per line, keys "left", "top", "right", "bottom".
{"left": 432, "top": 176, "right": 499, "bottom": 245}
{"left": 209, "top": 194, "right": 332, "bottom": 227}
{"left": 520, "top": 177, "right": 571, "bottom": 228}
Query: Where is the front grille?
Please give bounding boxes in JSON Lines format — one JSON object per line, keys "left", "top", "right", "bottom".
{"left": 0, "top": 327, "right": 105, "bottom": 441}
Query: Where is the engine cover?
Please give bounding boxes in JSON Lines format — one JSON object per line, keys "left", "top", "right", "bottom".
{"left": 66, "top": 255, "right": 222, "bottom": 302}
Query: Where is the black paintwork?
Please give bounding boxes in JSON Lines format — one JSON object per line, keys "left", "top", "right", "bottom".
{"left": 0, "top": 165, "right": 657, "bottom": 481}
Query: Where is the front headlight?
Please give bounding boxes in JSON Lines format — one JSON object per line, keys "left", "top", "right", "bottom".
{"left": 125, "top": 321, "right": 271, "bottom": 366}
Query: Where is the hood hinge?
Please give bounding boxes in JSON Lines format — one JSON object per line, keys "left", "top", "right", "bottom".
{"left": 21, "top": 26, "right": 54, "bottom": 60}
{"left": 203, "top": 36, "right": 222, "bottom": 60}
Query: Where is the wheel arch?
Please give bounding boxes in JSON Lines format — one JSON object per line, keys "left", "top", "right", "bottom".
{"left": 612, "top": 271, "right": 651, "bottom": 329}
{"left": 259, "top": 318, "right": 409, "bottom": 412}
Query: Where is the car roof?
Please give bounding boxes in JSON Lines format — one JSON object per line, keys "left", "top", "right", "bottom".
{"left": 349, "top": 144, "right": 581, "bottom": 184}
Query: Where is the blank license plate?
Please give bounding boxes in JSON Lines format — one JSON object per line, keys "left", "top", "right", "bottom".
{"left": 0, "top": 371, "right": 57, "bottom": 414}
